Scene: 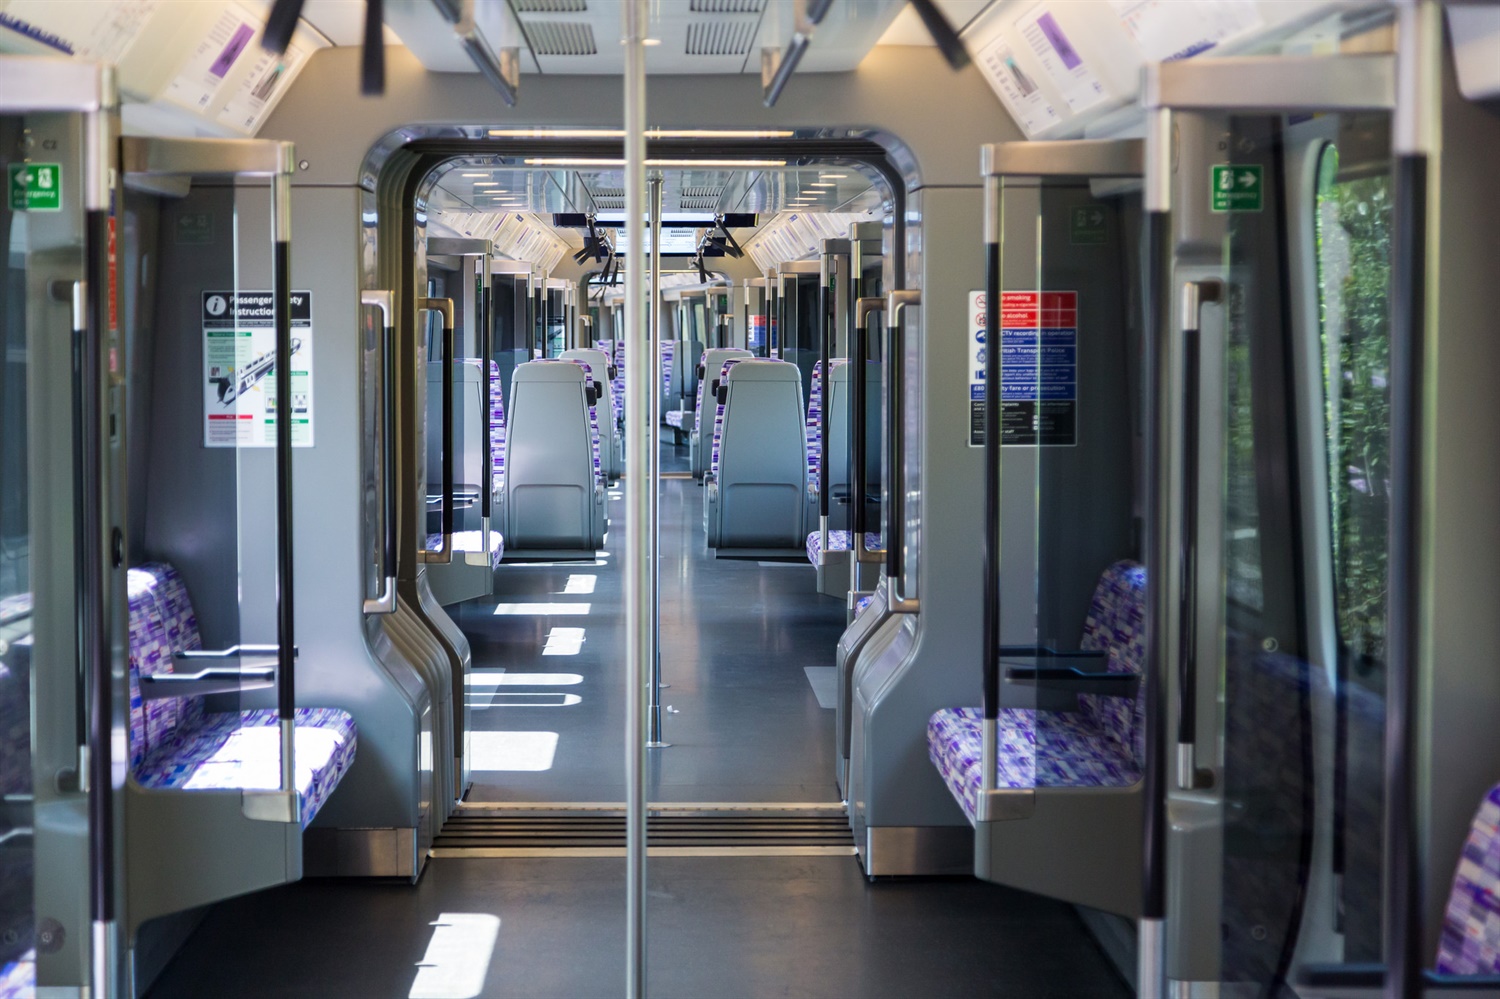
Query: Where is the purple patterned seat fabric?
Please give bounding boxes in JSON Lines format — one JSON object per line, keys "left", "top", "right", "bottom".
{"left": 0, "top": 623, "right": 32, "bottom": 993}
{"left": 126, "top": 562, "right": 356, "bottom": 830}
{"left": 1437, "top": 782, "right": 1500, "bottom": 975}
{"left": 0, "top": 952, "right": 32, "bottom": 999}
{"left": 855, "top": 595, "right": 874, "bottom": 616}
{"left": 927, "top": 560, "right": 1146, "bottom": 821}
{"left": 660, "top": 340, "right": 675, "bottom": 402}
{"left": 805, "top": 530, "right": 884, "bottom": 566}
{"left": 489, "top": 360, "right": 507, "bottom": 492}
{"left": 424, "top": 530, "right": 505, "bottom": 569}
{"left": 665, "top": 409, "right": 692, "bottom": 430}
{"left": 610, "top": 340, "right": 626, "bottom": 424}
{"left": 707, "top": 357, "right": 751, "bottom": 479}
{"left": 805, "top": 358, "right": 848, "bottom": 492}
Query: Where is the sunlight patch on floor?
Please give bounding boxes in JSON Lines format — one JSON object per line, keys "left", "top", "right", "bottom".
{"left": 408, "top": 913, "right": 500, "bottom": 999}
{"left": 492, "top": 602, "right": 591, "bottom": 615}
{"left": 542, "top": 626, "right": 587, "bottom": 655}
{"left": 469, "top": 731, "right": 559, "bottom": 772}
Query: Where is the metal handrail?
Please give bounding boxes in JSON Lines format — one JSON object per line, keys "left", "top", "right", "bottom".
{"left": 885, "top": 291, "right": 920, "bottom": 613}
{"left": 362, "top": 291, "right": 397, "bottom": 613}
{"left": 418, "top": 298, "right": 455, "bottom": 564}
{"left": 1176, "top": 280, "right": 1221, "bottom": 792}
{"left": 853, "top": 297, "right": 884, "bottom": 566}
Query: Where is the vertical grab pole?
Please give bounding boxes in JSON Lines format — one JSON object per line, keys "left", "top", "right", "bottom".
{"left": 1138, "top": 104, "right": 1174, "bottom": 999}
{"left": 647, "top": 174, "right": 668, "bottom": 749}
{"left": 977, "top": 169, "right": 1002, "bottom": 820}
{"left": 1385, "top": 4, "right": 1438, "bottom": 997}
{"left": 84, "top": 66, "right": 121, "bottom": 999}
{"left": 271, "top": 155, "right": 299, "bottom": 818}
{"left": 818, "top": 258, "right": 832, "bottom": 557}
{"left": 622, "top": 0, "right": 650, "bottom": 992}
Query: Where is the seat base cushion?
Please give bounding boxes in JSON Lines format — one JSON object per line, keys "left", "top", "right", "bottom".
{"left": 0, "top": 952, "right": 32, "bottom": 999}
{"left": 134, "top": 708, "right": 357, "bottom": 829}
{"left": 1437, "top": 782, "right": 1500, "bottom": 975}
{"left": 927, "top": 706, "right": 1141, "bottom": 821}
{"left": 426, "top": 530, "right": 505, "bottom": 569}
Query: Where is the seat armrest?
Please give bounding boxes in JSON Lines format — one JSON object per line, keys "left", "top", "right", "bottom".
{"left": 1000, "top": 649, "right": 1136, "bottom": 698}
{"left": 141, "top": 665, "right": 276, "bottom": 700}
{"left": 1297, "top": 964, "right": 1500, "bottom": 998}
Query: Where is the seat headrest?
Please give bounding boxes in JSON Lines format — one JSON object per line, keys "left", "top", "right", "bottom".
{"left": 725, "top": 359, "right": 799, "bottom": 383}
{"left": 515, "top": 361, "right": 586, "bottom": 383}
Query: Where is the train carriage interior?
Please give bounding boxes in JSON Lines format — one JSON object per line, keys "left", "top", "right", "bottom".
{"left": 2, "top": 0, "right": 1499, "bottom": 996}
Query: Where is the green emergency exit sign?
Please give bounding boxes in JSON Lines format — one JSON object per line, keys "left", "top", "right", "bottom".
{"left": 8, "top": 163, "right": 61, "bottom": 212}
{"left": 1211, "top": 164, "right": 1263, "bottom": 213}
{"left": 1070, "top": 206, "right": 1107, "bottom": 245}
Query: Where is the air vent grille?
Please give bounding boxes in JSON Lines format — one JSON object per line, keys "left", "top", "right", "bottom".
{"left": 591, "top": 186, "right": 624, "bottom": 198}
{"left": 679, "top": 185, "right": 725, "bottom": 211}
{"left": 690, "top": 0, "right": 764, "bottom": 12}
{"left": 685, "top": 20, "right": 757, "bottom": 57}
{"left": 527, "top": 20, "right": 598, "bottom": 56}
{"left": 515, "top": 0, "right": 586, "bottom": 11}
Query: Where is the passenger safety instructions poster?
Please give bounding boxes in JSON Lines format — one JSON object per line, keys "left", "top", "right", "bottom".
{"left": 202, "top": 290, "right": 314, "bottom": 448}
{"left": 968, "top": 290, "right": 1078, "bottom": 447}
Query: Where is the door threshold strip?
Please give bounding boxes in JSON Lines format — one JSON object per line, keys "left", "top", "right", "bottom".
{"left": 454, "top": 800, "right": 847, "bottom": 813}
{"left": 431, "top": 845, "right": 857, "bottom": 858}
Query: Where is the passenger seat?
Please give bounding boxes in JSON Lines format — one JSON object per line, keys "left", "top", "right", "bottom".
{"left": 127, "top": 563, "right": 357, "bottom": 826}
{"left": 704, "top": 359, "right": 810, "bottom": 549}
{"left": 927, "top": 561, "right": 1145, "bottom": 820}
{"left": 502, "top": 360, "right": 607, "bottom": 551}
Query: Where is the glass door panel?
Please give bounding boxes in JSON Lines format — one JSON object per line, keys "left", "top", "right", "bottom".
{"left": 1170, "top": 108, "right": 1393, "bottom": 991}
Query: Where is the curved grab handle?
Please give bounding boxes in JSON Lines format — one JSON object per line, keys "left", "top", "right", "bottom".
{"left": 362, "top": 290, "right": 397, "bottom": 612}
{"left": 885, "top": 289, "right": 921, "bottom": 614}
{"left": 854, "top": 296, "right": 885, "bottom": 566}
{"left": 1176, "top": 279, "right": 1222, "bottom": 791}
{"left": 418, "top": 297, "right": 455, "bottom": 564}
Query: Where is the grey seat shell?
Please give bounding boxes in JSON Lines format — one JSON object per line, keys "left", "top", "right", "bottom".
{"left": 691, "top": 348, "right": 751, "bottom": 480}
{"left": 502, "top": 361, "right": 607, "bottom": 551}
{"left": 704, "top": 359, "right": 811, "bottom": 548}
{"left": 560, "top": 348, "right": 622, "bottom": 481}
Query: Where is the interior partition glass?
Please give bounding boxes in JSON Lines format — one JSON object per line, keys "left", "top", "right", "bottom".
{"left": 0, "top": 107, "right": 91, "bottom": 995}
{"left": 994, "top": 176, "right": 1138, "bottom": 800}
{"left": 1204, "top": 111, "right": 1392, "bottom": 990}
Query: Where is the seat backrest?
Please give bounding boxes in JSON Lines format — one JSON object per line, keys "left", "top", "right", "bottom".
{"left": 126, "top": 562, "right": 204, "bottom": 772}
{"left": 1437, "top": 782, "right": 1500, "bottom": 975}
{"left": 712, "top": 359, "right": 809, "bottom": 546}
{"left": 488, "top": 360, "right": 507, "bottom": 486}
{"left": 696, "top": 348, "right": 751, "bottom": 433}
{"left": 505, "top": 361, "right": 598, "bottom": 546}
{"left": 1077, "top": 561, "right": 1147, "bottom": 762}
{"left": 531, "top": 358, "right": 603, "bottom": 485}
{"left": 805, "top": 359, "right": 847, "bottom": 489}
{"left": 709, "top": 356, "right": 750, "bottom": 478}
{"left": 660, "top": 340, "right": 678, "bottom": 405}
{"left": 426, "top": 360, "right": 486, "bottom": 496}
{"left": 560, "top": 348, "right": 617, "bottom": 430}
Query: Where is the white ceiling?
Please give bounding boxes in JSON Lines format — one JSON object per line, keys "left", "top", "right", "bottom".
{"left": 384, "top": 0, "right": 914, "bottom": 75}
{"left": 429, "top": 162, "right": 884, "bottom": 222}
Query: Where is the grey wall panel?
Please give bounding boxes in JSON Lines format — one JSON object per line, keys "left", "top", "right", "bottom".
{"left": 1420, "top": 50, "right": 1500, "bottom": 955}
{"left": 260, "top": 46, "right": 1018, "bottom": 190}
{"left": 140, "top": 184, "right": 245, "bottom": 652}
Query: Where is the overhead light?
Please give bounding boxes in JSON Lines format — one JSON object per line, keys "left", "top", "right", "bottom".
{"left": 474, "top": 181, "right": 499, "bottom": 187}
{"left": 524, "top": 158, "right": 787, "bottom": 168}
{"left": 643, "top": 38, "right": 662, "bottom": 47}
{"left": 819, "top": 173, "right": 848, "bottom": 179}
{"left": 487, "top": 128, "right": 795, "bottom": 139}
{"left": 809, "top": 182, "right": 835, "bottom": 187}
{"left": 461, "top": 172, "right": 488, "bottom": 178}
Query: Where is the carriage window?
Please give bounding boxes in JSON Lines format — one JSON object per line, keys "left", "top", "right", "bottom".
{"left": 1316, "top": 143, "right": 1392, "bottom": 671}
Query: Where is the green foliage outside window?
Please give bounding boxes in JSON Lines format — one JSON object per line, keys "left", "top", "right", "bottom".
{"left": 1317, "top": 146, "right": 1391, "bottom": 667}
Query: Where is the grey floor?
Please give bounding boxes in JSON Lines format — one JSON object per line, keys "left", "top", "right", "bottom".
{"left": 146, "top": 436, "right": 1131, "bottom": 998}
{"left": 454, "top": 431, "right": 845, "bottom": 804}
